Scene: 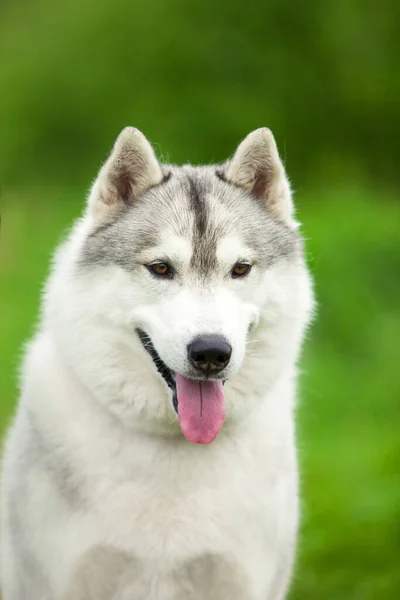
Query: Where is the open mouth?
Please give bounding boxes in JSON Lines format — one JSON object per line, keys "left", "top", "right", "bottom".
{"left": 136, "top": 328, "right": 226, "bottom": 445}
{"left": 136, "top": 328, "right": 178, "bottom": 412}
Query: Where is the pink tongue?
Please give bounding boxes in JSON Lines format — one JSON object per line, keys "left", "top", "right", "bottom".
{"left": 175, "top": 374, "right": 225, "bottom": 444}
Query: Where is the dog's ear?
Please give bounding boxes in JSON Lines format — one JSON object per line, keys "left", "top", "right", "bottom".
{"left": 87, "top": 127, "right": 163, "bottom": 224}
{"left": 226, "top": 128, "right": 294, "bottom": 224}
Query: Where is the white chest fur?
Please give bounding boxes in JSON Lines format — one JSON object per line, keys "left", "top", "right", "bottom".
{"left": 4, "top": 335, "right": 299, "bottom": 600}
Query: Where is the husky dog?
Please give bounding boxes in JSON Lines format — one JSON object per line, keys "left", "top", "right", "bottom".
{"left": 1, "top": 127, "right": 314, "bottom": 599}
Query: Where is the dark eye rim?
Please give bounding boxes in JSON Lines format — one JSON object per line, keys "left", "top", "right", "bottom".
{"left": 146, "top": 262, "right": 175, "bottom": 279}
{"left": 231, "top": 262, "right": 252, "bottom": 279}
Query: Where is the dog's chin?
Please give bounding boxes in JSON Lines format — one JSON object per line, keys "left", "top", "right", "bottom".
{"left": 136, "top": 328, "right": 227, "bottom": 416}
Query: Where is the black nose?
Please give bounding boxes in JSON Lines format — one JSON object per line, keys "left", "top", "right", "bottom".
{"left": 188, "top": 335, "right": 232, "bottom": 375}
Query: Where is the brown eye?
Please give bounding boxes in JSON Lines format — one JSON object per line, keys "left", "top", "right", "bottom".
{"left": 231, "top": 262, "right": 252, "bottom": 278}
{"left": 147, "top": 262, "right": 173, "bottom": 278}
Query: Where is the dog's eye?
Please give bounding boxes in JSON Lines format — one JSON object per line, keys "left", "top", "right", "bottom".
{"left": 231, "top": 262, "right": 252, "bottom": 278}
{"left": 147, "top": 262, "right": 174, "bottom": 279}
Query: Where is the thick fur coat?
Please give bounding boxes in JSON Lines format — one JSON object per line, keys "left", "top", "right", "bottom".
{"left": 1, "top": 128, "right": 314, "bottom": 599}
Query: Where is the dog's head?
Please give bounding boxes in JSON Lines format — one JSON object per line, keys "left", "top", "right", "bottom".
{"left": 48, "top": 128, "right": 314, "bottom": 442}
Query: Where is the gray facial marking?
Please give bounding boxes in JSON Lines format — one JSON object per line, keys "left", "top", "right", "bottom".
{"left": 186, "top": 173, "right": 218, "bottom": 276}
{"left": 78, "top": 163, "right": 301, "bottom": 275}
{"left": 213, "top": 168, "right": 301, "bottom": 268}
{"left": 187, "top": 175, "right": 207, "bottom": 237}
{"left": 78, "top": 173, "right": 175, "bottom": 270}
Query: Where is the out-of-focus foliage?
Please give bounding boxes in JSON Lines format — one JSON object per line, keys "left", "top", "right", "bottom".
{"left": 1, "top": 0, "right": 399, "bottom": 188}
{"left": 1, "top": 1, "right": 399, "bottom": 599}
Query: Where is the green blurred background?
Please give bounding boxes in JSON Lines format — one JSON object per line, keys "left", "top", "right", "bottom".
{"left": 1, "top": 1, "right": 399, "bottom": 598}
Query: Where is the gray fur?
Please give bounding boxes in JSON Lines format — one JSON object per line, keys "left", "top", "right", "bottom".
{"left": 0, "top": 128, "right": 314, "bottom": 600}
{"left": 1, "top": 419, "right": 52, "bottom": 598}
{"left": 64, "top": 546, "right": 249, "bottom": 600}
{"left": 27, "top": 412, "right": 84, "bottom": 508}
{"left": 79, "top": 164, "right": 300, "bottom": 275}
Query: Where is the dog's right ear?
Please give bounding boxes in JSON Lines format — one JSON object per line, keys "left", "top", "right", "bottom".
{"left": 87, "top": 127, "right": 163, "bottom": 225}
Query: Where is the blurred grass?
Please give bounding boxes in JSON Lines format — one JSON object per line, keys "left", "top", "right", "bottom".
{"left": 293, "top": 187, "right": 400, "bottom": 598}
{"left": 1, "top": 185, "right": 399, "bottom": 598}
{"left": 1, "top": 0, "right": 399, "bottom": 596}
{"left": 1, "top": 0, "right": 400, "bottom": 189}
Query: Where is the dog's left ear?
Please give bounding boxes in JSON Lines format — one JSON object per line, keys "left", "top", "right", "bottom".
{"left": 226, "top": 128, "right": 294, "bottom": 224}
{"left": 87, "top": 127, "right": 163, "bottom": 225}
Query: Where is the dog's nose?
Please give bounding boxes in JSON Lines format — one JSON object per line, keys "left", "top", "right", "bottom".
{"left": 188, "top": 335, "right": 232, "bottom": 375}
